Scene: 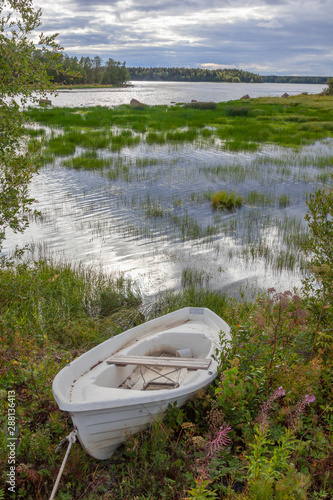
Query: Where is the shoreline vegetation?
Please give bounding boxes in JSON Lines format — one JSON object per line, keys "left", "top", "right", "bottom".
{"left": 2, "top": 93, "right": 333, "bottom": 499}
{"left": 43, "top": 53, "right": 331, "bottom": 87}
{"left": 127, "top": 67, "right": 329, "bottom": 85}
{"left": 54, "top": 83, "right": 134, "bottom": 90}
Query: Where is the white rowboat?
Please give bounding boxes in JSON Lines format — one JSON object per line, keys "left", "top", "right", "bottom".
{"left": 52, "top": 307, "right": 230, "bottom": 459}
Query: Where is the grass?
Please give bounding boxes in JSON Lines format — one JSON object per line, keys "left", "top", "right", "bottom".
{"left": 146, "top": 131, "right": 166, "bottom": 144}
{"left": 211, "top": 190, "right": 243, "bottom": 210}
{"left": 181, "top": 266, "right": 210, "bottom": 288}
{"left": 245, "top": 190, "right": 274, "bottom": 206}
{"left": 1, "top": 257, "right": 333, "bottom": 498}
{"left": 2, "top": 96, "right": 332, "bottom": 498}
{"left": 166, "top": 129, "right": 198, "bottom": 142}
{"left": 63, "top": 152, "right": 113, "bottom": 170}
{"left": 25, "top": 94, "right": 333, "bottom": 151}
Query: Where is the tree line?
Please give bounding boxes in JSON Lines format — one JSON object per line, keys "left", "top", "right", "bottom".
{"left": 262, "top": 75, "right": 328, "bottom": 84}
{"left": 40, "top": 53, "right": 130, "bottom": 86}
{"left": 128, "top": 67, "right": 329, "bottom": 84}
{"left": 35, "top": 53, "right": 330, "bottom": 86}
{"left": 127, "top": 67, "right": 263, "bottom": 83}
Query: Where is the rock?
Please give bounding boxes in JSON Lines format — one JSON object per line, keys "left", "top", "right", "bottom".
{"left": 130, "top": 98, "right": 144, "bottom": 106}
{"left": 281, "top": 93, "right": 289, "bottom": 98}
{"left": 39, "top": 98, "right": 52, "bottom": 105}
{"left": 191, "top": 99, "right": 197, "bottom": 102}
{"left": 241, "top": 94, "right": 250, "bottom": 99}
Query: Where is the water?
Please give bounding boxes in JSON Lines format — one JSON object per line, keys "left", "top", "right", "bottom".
{"left": 46, "top": 81, "right": 326, "bottom": 108}
{"left": 8, "top": 82, "right": 331, "bottom": 300}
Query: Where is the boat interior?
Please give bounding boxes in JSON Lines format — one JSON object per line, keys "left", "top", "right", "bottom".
{"left": 92, "top": 329, "right": 213, "bottom": 392}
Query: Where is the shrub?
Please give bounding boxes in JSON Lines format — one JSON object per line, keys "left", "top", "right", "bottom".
{"left": 211, "top": 190, "right": 243, "bottom": 210}
{"left": 185, "top": 102, "right": 218, "bottom": 110}
{"left": 226, "top": 106, "right": 249, "bottom": 117}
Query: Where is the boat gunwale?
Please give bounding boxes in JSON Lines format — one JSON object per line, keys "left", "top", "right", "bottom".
{"left": 52, "top": 307, "right": 230, "bottom": 412}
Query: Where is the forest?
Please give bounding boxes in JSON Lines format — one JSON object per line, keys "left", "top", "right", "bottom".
{"left": 41, "top": 53, "right": 329, "bottom": 86}
{"left": 42, "top": 53, "right": 130, "bottom": 86}
{"left": 127, "top": 66, "right": 263, "bottom": 83}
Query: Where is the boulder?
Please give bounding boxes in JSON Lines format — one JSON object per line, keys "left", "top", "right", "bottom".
{"left": 281, "top": 93, "right": 289, "bottom": 98}
{"left": 130, "top": 98, "right": 145, "bottom": 106}
{"left": 241, "top": 94, "right": 250, "bottom": 99}
{"left": 39, "top": 98, "right": 52, "bottom": 105}
{"left": 191, "top": 99, "right": 197, "bottom": 102}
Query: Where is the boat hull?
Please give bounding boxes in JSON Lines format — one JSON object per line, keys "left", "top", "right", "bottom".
{"left": 70, "top": 392, "right": 197, "bottom": 459}
{"left": 52, "top": 307, "right": 230, "bottom": 459}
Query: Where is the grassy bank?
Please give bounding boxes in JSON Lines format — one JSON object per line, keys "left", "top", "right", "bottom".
{"left": 1, "top": 254, "right": 333, "bottom": 499}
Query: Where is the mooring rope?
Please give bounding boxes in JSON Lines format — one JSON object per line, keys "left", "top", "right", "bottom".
{"left": 49, "top": 429, "right": 77, "bottom": 500}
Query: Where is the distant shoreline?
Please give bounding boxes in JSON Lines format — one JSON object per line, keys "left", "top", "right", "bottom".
{"left": 54, "top": 80, "right": 328, "bottom": 93}
{"left": 54, "top": 83, "right": 134, "bottom": 90}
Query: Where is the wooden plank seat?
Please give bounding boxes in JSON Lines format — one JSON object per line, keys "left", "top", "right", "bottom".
{"left": 106, "top": 355, "right": 211, "bottom": 371}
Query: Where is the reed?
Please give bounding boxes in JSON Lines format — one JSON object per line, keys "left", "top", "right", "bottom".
{"left": 63, "top": 154, "right": 113, "bottom": 170}
{"left": 245, "top": 191, "right": 274, "bottom": 206}
{"left": 146, "top": 132, "right": 166, "bottom": 144}
{"left": 211, "top": 190, "right": 243, "bottom": 210}
{"left": 166, "top": 129, "right": 198, "bottom": 142}
{"left": 181, "top": 267, "right": 210, "bottom": 288}
{"left": 25, "top": 127, "right": 46, "bottom": 137}
{"left": 25, "top": 94, "right": 333, "bottom": 153}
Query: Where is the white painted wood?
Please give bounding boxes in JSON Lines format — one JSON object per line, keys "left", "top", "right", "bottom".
{"left": 106, "top": 355, "right": 211, "bottom": 370}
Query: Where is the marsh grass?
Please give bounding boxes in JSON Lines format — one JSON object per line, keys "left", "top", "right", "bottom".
{"left": 181, "top": 266, "right": 211, "bottom": 288}
{"left": 63, "top": 153, "right": 113, "bottom": 170}
{"left": 146, "top": 131, "right": 166, "bottom": 144}
{"left": 135, "top": 157, "right": 160, "bottom": 167}
{"left": 144, "top": 195, "right": 165, "bottom": 218}
{"left": 166, "top": 129, "right": 198, "bottom": 142}
{"left": 105, "top": 158, "right": 130, "bottom": 181}
{"left": 278, "top": 194, "right": 291, "bottom": 207}
{"left": 184, "top": 101, "right": 218, "bottom": 110}
{"left": 245, "top": 190, "right": 274, "bottom": 206}
{"left": 200, "top": 127, "right": 214, "bottom": 138}
{"left": 223, "top": 140, "right": 259, "bottom": 152}
{"left": 24, "top": 127, "right": 46, "bottom": 137}
{"left": 211, "top": 190, "right": 243, "bottom": 210}
{"left": 22, "top": 95, "right": 333, "bottom": 278}
{"left": 26, "top": 95, "right": 333, "bottom": 158}
{"left": 46, "top": 134, "right": 76, "bottom": 156}
{"left": 111, "top": 130, "right": 140, "bottom": 151}
{"left": 226, "top": 106, "right": 250, "bottom": 117}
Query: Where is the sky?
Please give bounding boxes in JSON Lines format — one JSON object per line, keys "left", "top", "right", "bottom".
{"left": 34, "top": 0, "right": 332, "bottom": 76}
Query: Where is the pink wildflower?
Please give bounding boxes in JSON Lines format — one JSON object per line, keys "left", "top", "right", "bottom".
{"left": 201, "top": 423, "right": 232, "bottom": 479}
{"left": 206, "top": 424, "right": 231, "bottom": 459}
{"left": 289, "top": 394, "right": 316, "bottom": 429}
{"left": 258, "top": 386, "right": 285, "bottom": 429}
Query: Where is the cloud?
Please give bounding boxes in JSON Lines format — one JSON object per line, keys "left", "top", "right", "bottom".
{"left": 34, "top": 0, "right": 332, "bottom": 75}
{"left": 257, "top": 19, "right": 283, "bottom": 28}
